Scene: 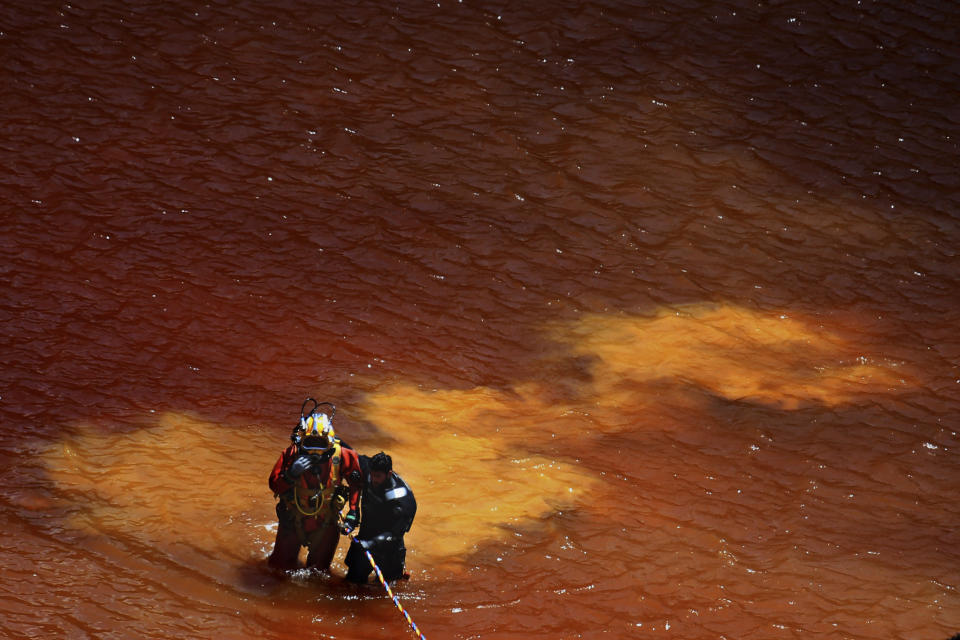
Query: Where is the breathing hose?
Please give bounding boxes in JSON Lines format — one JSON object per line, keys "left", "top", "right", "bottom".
{"left": 292, "top": 485, "right": 325, "bottom": 517}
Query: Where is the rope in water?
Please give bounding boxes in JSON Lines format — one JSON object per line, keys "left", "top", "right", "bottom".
{"left": 363, "top": 547, "right": 428, "bottom": 640}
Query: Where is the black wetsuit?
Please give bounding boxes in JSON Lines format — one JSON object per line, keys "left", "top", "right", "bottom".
{"left": 344, "top": 457, "right": 417, "bottom": 583}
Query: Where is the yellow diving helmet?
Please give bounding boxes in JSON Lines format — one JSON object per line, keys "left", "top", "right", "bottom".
{"left": 294, "top": 398, "right": 337, "bottom": 453}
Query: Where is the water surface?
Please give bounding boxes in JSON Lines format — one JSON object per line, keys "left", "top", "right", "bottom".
{"left": 1, "top": 1, "right": 958, "bottom": 638}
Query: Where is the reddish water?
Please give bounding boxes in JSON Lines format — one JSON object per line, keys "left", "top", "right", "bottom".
{"left": 2, "top": 1, "right": 959, "bottom": 638}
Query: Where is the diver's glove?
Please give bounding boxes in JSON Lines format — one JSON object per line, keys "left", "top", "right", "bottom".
{"left": 286, "top": 456, "right": 313, "bottom": 480}
{"left": 341, "top": 509, "right": 360, "bottom": 534}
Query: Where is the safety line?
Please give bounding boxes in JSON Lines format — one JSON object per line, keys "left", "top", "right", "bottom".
{"left": 364, "top": 548, "right": 428, "bottom": 640}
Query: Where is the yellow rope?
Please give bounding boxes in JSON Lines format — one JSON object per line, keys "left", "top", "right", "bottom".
{"left": 364, "top": 548, "right": 427, "bottom": 640}
{"left": 346, "top": 528, "right": 427, "bottom": 640}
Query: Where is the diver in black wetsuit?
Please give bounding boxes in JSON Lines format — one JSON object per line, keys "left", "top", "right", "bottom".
{"left": 343, "top": 451, "right": 417, "bottom": 583}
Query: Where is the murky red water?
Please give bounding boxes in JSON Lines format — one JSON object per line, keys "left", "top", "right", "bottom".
{"left": 2, "top": 1, "right": 959, "bottom": 638}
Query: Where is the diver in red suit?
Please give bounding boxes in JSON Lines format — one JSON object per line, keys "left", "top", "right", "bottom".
{"left": 267, "top": 400, "right": 361, "bottom": 571}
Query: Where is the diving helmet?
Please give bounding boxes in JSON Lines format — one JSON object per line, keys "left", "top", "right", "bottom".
{"left": 294, "top": 398, "right": 336, "bottom": 453}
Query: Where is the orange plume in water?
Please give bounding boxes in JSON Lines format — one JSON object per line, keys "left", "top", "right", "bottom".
{"left": 549, "top": 303, "right": 911, "bottom": 410}
{"left": 43, "top": 304, "right": 914, "bottom": 579}
{"left": 356, "top": 384, "right": 595, "bottom": 572}
{"left": 48, "top": 413, "right": 279, "bottom": 584}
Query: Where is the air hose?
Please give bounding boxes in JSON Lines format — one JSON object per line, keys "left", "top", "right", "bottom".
{"left": 292, "top": 486, "right": 346, "bottom": 517}
{"left": 292, "top": 485, "right": 325, "bottom": 517}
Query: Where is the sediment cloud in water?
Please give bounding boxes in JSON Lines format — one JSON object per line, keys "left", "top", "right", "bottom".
{"left": 549, "top": 303, "right": 912, "bottom": 410}
{"left": 356, "top": 384, "right": 594, "bottom": 571}
{"left": 361, "top": 304, "right": 914, "bottom": 568}
{"left": 47, "top": 413, "right": 278, "bottom": 580}
{"left": 44, "top": 304, "right": 913, "bottom": 575}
